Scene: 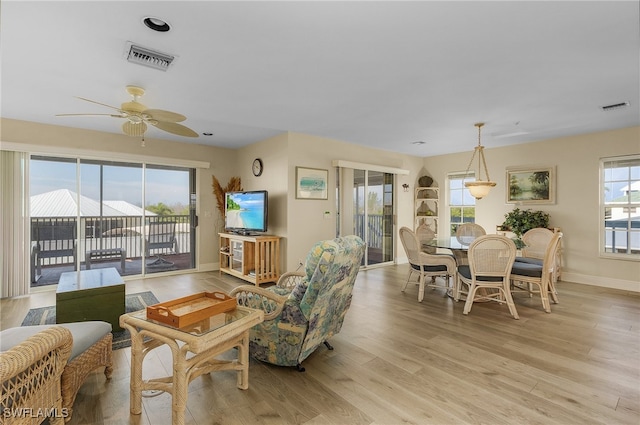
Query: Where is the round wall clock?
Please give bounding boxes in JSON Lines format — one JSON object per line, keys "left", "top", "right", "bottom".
{"left": 252, "top": 158, "right": 263, "bottom": 176}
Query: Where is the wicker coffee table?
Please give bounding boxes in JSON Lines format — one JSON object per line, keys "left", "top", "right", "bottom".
{"left": 120, "top": 305, "right": 264, "bottom": 425}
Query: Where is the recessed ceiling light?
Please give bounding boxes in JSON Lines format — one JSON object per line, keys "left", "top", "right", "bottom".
{"left": 412, "top": 141, "right": 426, "bottom": 145}
{"left": 202, "top": 132, "right": 214, "bottom": 136}
{"left": 143, "top": 17, "right": 171, "bottom": 32}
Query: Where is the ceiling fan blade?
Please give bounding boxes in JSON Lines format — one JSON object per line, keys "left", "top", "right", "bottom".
{"left": 151, "top": 121, "right": 198, "bottom": 137}
{"left": 76, "top": 97, "right": 125, "bottom": 113}
{"left": 56, "top": 113, "right": 125, "bottom": 118}
{"left": 122, "top": 121, "right": 148, "bottom": 137}
{"left": 143, "top": 109, "right": 186, "bottom": 123}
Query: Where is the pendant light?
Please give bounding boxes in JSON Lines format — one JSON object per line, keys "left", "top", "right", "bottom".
{"left": 464, "top": 122, "right": 496, "bottom": 199}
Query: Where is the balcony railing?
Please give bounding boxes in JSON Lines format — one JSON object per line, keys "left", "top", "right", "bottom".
{"left": 31, "top": 215, "right": 192, "bottom": 270}
{"left": 354, "top": 213, "right": 385, "bottom": 248}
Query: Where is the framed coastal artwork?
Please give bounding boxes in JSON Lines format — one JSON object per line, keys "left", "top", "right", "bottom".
{"left": 506, "top": 166, "right": 556, "bottom": 204}
{"left": 296, "top": 167, "right": 328, "bottom": 199}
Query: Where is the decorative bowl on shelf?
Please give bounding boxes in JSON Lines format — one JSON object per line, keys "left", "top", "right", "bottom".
{"left": 418, "top": 176, "right": 433, "bottom": 187}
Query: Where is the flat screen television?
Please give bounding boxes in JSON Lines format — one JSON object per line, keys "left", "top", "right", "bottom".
{"left": 224, "top": 190, "right": 268, "bottom": 235}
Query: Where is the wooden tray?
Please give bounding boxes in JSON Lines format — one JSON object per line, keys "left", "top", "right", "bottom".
{"left": 146, "top": 291, "right": 236, "bottom": 328}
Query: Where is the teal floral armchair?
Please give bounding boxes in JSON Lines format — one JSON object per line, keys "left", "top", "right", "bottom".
{"left": 230, "top": 235, "right": 365, "bottom": 371}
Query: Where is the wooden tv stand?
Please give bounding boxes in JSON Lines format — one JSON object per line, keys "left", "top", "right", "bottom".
{"left": 219, "top": 233, "right": 281, "bottom": 286}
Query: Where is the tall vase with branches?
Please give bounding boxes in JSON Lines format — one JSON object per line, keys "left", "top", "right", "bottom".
{"left": 212, "top": 176, "right": 243, "bottom": 232}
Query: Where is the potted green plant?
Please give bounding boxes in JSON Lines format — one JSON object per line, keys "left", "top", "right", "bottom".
{"left": 501, "top": 208, "right": 550, "bottom": 249}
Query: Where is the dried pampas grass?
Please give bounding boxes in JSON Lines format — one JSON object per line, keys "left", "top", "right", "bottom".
{"left": 212, "top": 176, "right": 243, "bottom": 217}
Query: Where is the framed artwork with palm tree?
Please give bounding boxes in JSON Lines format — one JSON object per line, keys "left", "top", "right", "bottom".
{"left": 506, "top": 166, "right": 555, "bottom": 204}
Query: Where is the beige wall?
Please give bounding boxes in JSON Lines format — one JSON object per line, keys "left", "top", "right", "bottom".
{"left": 235, "top": 131, "right": 423, "bottom": 270}
{"left": 285, "top": 132, "right": 423, "bottom": 270}
{"left": 424, "top": 126, "right": 640, "bottom": 291}
{"left": 2, "top": 117, "right": 638, "bottom": 291}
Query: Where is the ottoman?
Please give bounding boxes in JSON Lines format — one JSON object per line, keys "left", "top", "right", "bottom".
{"left": 56, "top": 268, "right": 125, "bottom": 332}
{"left": 0, "top": 321, "right": 113, "bottom": 422}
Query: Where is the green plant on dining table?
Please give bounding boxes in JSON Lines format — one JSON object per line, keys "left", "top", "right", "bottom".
{"left": 501, "top": 208, "right": 550, "bottom": 249}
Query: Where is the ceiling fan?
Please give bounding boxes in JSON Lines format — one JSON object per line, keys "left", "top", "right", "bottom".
{"left": 56, "top": 85, "right": 198, "bottom": 139}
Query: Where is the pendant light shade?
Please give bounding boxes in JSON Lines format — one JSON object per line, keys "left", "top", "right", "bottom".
{"left": 464, "top": 123, "right": 496, "bottom": 199}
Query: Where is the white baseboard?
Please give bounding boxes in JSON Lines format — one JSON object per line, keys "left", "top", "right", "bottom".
{"left": 560, "top": 272, "right": 640, "bottom": 293}
{"left": 199, "top": 262, "right": 218, "bottom": 272}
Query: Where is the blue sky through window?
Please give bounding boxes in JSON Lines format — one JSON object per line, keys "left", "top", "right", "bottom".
{"left": 30, "top": 158, "right": 189, "bottom": 207}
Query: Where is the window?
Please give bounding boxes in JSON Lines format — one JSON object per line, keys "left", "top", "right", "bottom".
{"left": 29, "top": 155, "right": 197, "bottom": 286}
{"left": 448, "top": 172, "right": 476, "bottom": 236}
{"left": 601, "top": 155, "right": 640, "bottom": 258}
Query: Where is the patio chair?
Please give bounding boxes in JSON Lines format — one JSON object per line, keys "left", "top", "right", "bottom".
{"left": 399, "top": 226, "right": 457, "bottom": 302}
{"left": 145, "top": 220, "right": 177, "bottom": 266}
{"left": 230, "top": 235, "right": 365, "bottom": 371}
{"left": 31, "top": 222, "right": 77, "bottom": 283}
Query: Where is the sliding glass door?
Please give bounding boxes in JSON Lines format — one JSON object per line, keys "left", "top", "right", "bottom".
{"left": 346, "top": 168, "right": 395, "bottom": 267}
{"left": 144, "top": 165, "right": 196, "bottom": 274}
{"left": 29, "top": 156, "right": 196, "bottom": 286}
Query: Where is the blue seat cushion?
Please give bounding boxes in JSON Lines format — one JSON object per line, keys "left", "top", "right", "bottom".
{"left": 411, "top": 263, "right": 448, "bottom": 272}
{"left": 511, "top": 262, "right": 543, "bottom": 278}
{"left": 514, "top": 256, "right": 543, "bottom": 266}
{"left": 457, "top": 265, "right": 505, "bottom": 282}
{"left": 0, "top": 321, "right": 112, "bottom": 360}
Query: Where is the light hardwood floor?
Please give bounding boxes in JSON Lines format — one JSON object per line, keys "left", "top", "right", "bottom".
{"left": 1, "top": 266, "right": 639, "bottom": 425}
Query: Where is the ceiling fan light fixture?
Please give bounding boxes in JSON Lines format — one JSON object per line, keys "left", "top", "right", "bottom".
{"left": 463, "top": 122, "right": 496, "bottom": 200}
{"left": 122, "top": 121, "right": 147, "bottom": 137}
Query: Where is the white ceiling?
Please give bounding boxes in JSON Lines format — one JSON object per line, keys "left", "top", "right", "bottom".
{"left": 2, "top": 1, "right": 638, "bottom": 157}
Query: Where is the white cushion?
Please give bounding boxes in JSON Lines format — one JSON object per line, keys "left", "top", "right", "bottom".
{"left": 0, "top": 321, "right": 112, "bottom": 360}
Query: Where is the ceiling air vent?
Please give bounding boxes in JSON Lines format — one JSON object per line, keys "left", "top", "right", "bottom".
{"left": 125, "top": 42, "right": 175, "bottom": 71}
{"left": 601, "top": 101, "right": 629, "bottom": 112}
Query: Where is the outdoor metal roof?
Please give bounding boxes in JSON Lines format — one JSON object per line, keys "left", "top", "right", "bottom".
{"left": 30, "top": 189, "right": 154, "bottom": 217}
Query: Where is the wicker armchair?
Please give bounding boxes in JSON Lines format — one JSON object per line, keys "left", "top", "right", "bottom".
{"left": 230, "top": 235, "right": 365, "bottom": 371}
{"left": 0, "top": 327, "right": 72, "bottom": 425}
{"left": 1, "top": 322, "right": 113, "bottom": 423}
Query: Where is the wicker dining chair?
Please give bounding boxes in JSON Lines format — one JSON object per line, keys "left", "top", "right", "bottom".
{"left": 521, "top": 227, "right": 554, "bottom": 259}
{"left": 518, "top": 227, "right": 562, "bottom": 287}
{"left": 453, "top": 223, "right": 486, "bottom": 266}
{"left": 399, "top": 226, "right": 457, "bottom": 302}
{"left": 457, "top": 234, "right": 519, "bottom": 319}
{"left": 455, "top": 223, "right": 487, "bottom": 246}
{"left": 416, "top": 222, "right": 437, "bottom": 254}
{"left": 511, "top": 232, "right": 563, "bottom": 313}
